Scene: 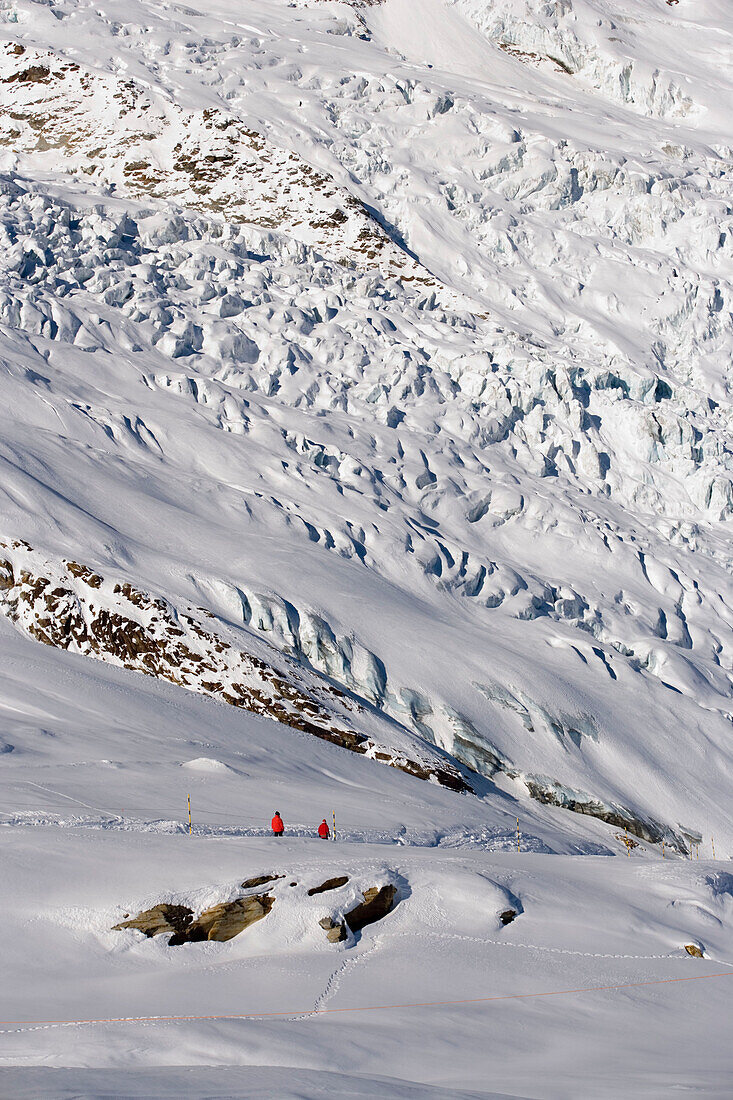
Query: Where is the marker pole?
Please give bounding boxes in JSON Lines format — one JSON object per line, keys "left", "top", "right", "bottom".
{"left": 188, "top": 794, "right": 192, "bottom": 836}
{"left": 516, "top": 817, "right": 520, "bottom": 854}
{"left": 332, "top": 810, "right": 336, "bottom": 841}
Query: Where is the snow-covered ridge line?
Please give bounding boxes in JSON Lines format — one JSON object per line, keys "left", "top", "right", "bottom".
{"left": 0, "top": 537, "right": 467, "bottom": 792}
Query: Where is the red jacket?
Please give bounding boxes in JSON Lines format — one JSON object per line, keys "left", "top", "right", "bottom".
{"left": 318, "top": 820, "right": 329, "bottom": 839}
{"left": 271, "top": 814, "right": 284, "bottom": 834}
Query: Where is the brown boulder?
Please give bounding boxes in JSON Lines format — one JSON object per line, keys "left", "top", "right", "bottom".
{"left": 308, "top": 875, "right": 349, "bottom": 897}
{"left": 112, "top": 903, "right": 192, "bottom": 939}
{"left": 241, "top": 874, "right": 284, "bottom": 890}
{"left": 344, "top": 884, "right": 397, "bottom": 933}
{"left": 170, "top": 894, "right": 274, "bottom": 944}
{"left": 319, "top": 916, "right": 347, "bottom": 943}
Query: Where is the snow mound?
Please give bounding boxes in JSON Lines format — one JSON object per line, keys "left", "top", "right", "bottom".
{"left": 181, "top": 757, "right": 234, "bottom": 773}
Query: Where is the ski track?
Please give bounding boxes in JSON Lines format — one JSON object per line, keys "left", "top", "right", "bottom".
{"left": 19, "top": 781, "right": 123, "bottom": 820}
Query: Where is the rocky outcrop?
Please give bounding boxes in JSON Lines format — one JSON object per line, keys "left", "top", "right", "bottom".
{"left": 345, "top": 884, "right": 397, "bottom": 933}
{"left": 242, "top": 874, "right": 284, "bottom": 890}
{"left": 0, "top": 41, "right": 428, "bottom": 282}
{"left": 319, "top": 883, "right": 398, "bottom": 942}
{"left": 114, "top": 871, "right": 400, "bottom": 949}
{"left": 112, "top": 904, "right": 193, "bottom": 939}
{"left": 684, "top": 943, "right": 705, "bottom": 958}
{"left": 0, "top": 538, "right": 468, "bottom": 793}
{"left": 524, "top": 777, "right": 673, "bottom": 848}
{"left": 308, "top": 875, "right": 349, "bottom": 896}
{"left": 170, "top": 895, "right": 275, "bottom": 944}
{"left": 319, "top": 915, "right": 348, "bottom": 943}
{"left": 114, "top": 896, "right": 274, "bottom": 945}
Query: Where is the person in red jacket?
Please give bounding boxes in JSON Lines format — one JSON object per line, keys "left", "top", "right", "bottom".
{"left": 271, "top": 811, "right": 284, "bottom": 837}
{"left": 318, "top": 818, "right": 329, "bottom": 840}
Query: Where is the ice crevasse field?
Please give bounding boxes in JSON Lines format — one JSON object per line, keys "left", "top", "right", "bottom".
{"left": 0, "top": 0, "right": 733, "bottom": 1096}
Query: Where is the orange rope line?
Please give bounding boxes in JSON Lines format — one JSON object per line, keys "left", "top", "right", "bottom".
{"left": 2, "top": 968, "right": 732, "bottom": 1031}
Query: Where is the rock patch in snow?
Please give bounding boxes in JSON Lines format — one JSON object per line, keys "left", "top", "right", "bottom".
{"left": 318, "top": 882, "right": 399, "bottom": 941}
{"left": 113, "top": 895, "right": 275, "bottom": 945}
{"left": 307, "top": 875, "right": 350, "bottom": 896}
{"left": 319, "top": 915, "right": 349, "bottom": 944}
{"left": 242, "top": 873, "right": 285, "bottom": 890}
{"left": 684, "top": 943, "right": 705, "bottom": 958}
{"left": 0, "top": 539, "right": 467, "bottom": 793}
{"left": 0, "top": 42, "right": 425, "bottom": 281}
{"left": 345, "top": 883, "right": 398, "bottom": 933}
{"left": 112, "top": 903, "right": 193, "bottom": 940}
{"left": 169, "top": 895, "right": 275, "bottom": 945}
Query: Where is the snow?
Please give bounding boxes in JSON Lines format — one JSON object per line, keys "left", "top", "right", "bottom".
{"left": 0, "top": 0, "right": 733, "bottom": 1093}
{"left": 3, "top": 792, "right": 733, "bottom": 1096}
{"left": 182, "top": 757, "right": 236, "bottom": 773}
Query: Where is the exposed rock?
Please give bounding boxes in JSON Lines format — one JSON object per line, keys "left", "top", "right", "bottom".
{"left": 499, "top": 909, "right": 517, "bottom": 926}
{"left": 524, "top": 778, "right": 668, "bottom": 846}
{"left": 169, "top": 894, "right": 274, "bottom": 944}
{"left": 0, "top": 539, "right": 467, "bottom": 793}
{"left": 0, "top": 42, "right": 431, "bottom": 282}
{"left": 390, "top": 758, "right": 466, "bottom": 792}
{"left": 684, "top": 943, "right": 705, "bottom": 958}
{"left": 112, "top": 903, "right": 193, "bottom": 938}
{"left": 615, "top": 832, "right": 640, "bottom": 853}
{"left": 344, "top": 884, "right": 397, "bottom": 933}
{"left": 241, "top": 874, "right": 284, "bottom": 890}
{"left": 319, "top": 915, "right": 348, "bottom": 943}
{"left": 114, "top": 895, "right": 274, "bottom": 945}
{"left": 308, "top": 875, "right": 349, "bottom": 896}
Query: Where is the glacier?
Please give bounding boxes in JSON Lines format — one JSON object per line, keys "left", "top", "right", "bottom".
{"left": 0, "top": 0, "right": 733, "bottom": 1095}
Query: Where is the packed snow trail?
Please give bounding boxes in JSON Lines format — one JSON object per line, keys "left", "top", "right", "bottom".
{"left": 0, "top": 810, "right": 563, "bottom": 852}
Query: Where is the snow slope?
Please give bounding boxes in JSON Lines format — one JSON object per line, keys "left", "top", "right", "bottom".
{"left": 1, "top": 622, "right": 733, "bottom": 1099}
{"left": 1, "top": 0, "right": 733, "bottom": 1094}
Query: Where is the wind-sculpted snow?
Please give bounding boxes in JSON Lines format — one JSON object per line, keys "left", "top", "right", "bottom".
{"left": 0, "top": 0, "right": 732, "bottom": 853}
